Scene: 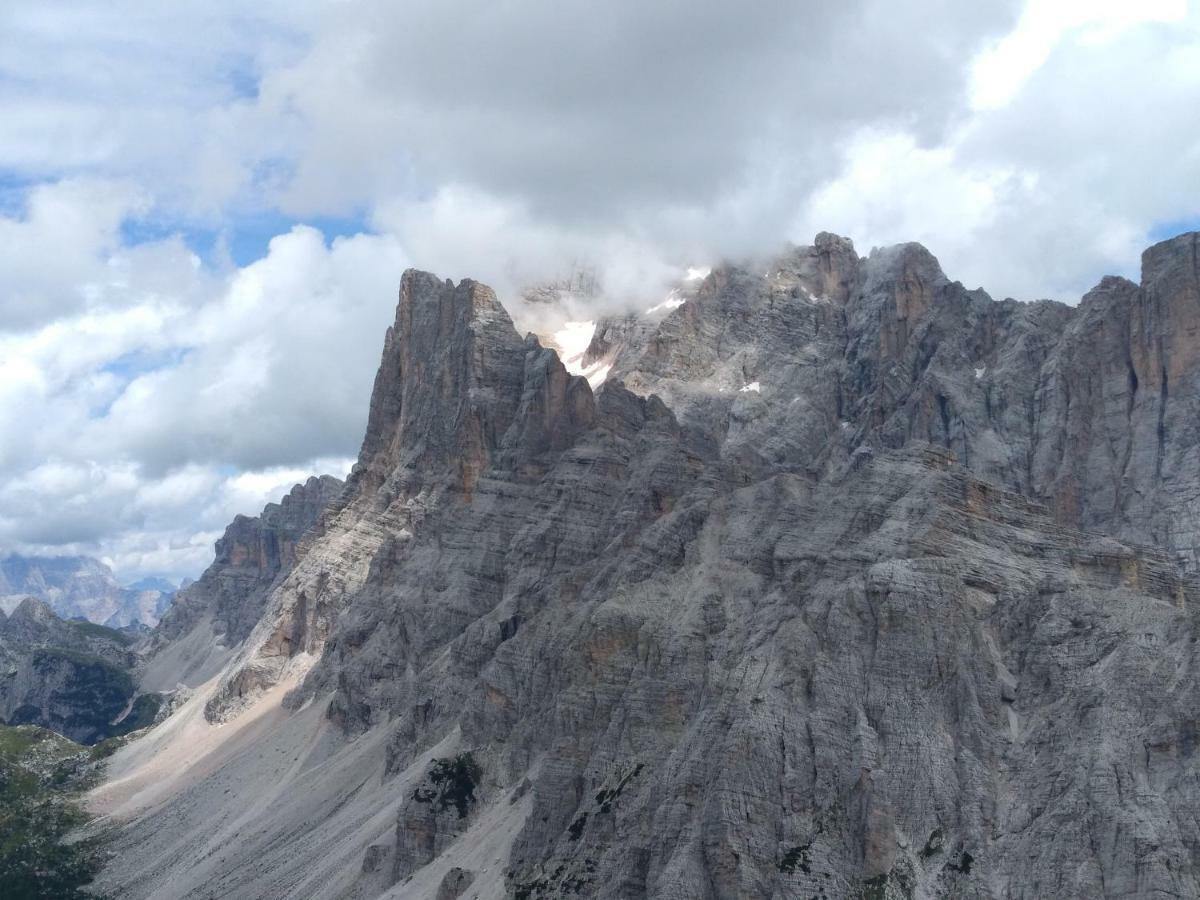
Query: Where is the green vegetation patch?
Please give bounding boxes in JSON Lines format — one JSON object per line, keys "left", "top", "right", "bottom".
{"left": 948, "top": 850, "right": 973, "bottom": 876}
{"left": 920, "top": 826, "right": 944, "bottom": 859}
{"left": 412, "top": 752, "right": 482, "bottom": 819}
{"left": 593, "top": 761, "right": 644, "bottom": 814}
{"left": 779, "top": 841, "right": 812, "bottom": 874}
{"left": 65, "top": 621, "right": 134, "bottom": 646}
{"left": 0, "top": 725, "right": 109, "bottom": 899}
{"left": 859, "top": 862, "right": 915, "bottom": 900}
{"left": 112, "top": 693, "right": 164, "bottom": 737}
{"left": 12, "top": 652, "right": 151, "bottom": 745}
{"left": 31, "top": 648, "right": 134, "bottom": 696}
{"left": 567, "top": 812, "right": 587, "bottom": 841}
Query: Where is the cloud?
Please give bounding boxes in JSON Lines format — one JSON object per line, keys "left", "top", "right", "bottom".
{"left": 0, "top": 220, "right": 401, "bottom": 580}
{"left": 89, "top": 226, "right": 407, "bottom": 472}
{"left": 795, "top": 4, "right": 1200, "bottom": 301}
{"left": 265, "top": 0, "right": 1019, "bottom": 229}
{"left": 0, "top": 178, "right": 155, "bottom": 328}
{"left": 0, "top": 4, "right": 313, "bottom": 217}
{"left": 4, "top": 2, "right": 1022, "bottom": 241}
{"left": 969, "top": 0, "right": 1188, "bottom": 110}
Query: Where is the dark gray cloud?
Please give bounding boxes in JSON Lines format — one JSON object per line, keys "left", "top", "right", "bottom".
{"left": 271, "top": 0, "right": 1020, "bottom": 235}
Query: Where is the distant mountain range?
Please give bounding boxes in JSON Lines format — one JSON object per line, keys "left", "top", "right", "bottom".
{"left": 0, "top": 555, "right": 177, "bottom": 628}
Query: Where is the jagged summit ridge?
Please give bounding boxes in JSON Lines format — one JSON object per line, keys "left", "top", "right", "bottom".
{"left": 93, "top": 231, "right": 1200, "bottom": 900}
{"left": 356, "top": 272, "right": 528, "bottom": 497}
{"left": 589, "top": 230, "right": 1200, "bottom": 568}
{"left": 140, "top": 473, "right": 345, "bottom": 692}
{"left": 355, "top": 270, "right": 601, "bottom": 501}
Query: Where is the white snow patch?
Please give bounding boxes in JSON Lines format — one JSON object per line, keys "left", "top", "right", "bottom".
{"left": 551, "top": 320, "right": 595, "bottom": 367}
{"left": 684, "top": 266, "right": 710, "bottom": 282}
{"left": 645, "top": 288, "right": 686, "bottom": 315}
{"left": 975, "top": 366, "right": 987, "bottom": 380}
{"left": 584, "top": 363, "right": 613, "bottom": 388}
{"left": 551, "top": 320, "right": 611, "bottom": 389}
{"left": 740, "top": 381, "right": 761, "bottom": 393}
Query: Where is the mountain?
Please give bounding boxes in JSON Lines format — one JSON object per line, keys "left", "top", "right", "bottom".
{"left": 127, "top": 577, "right": 177, "bottom": 594}
{"left": 0, "top": 554, "right": 177, "bottom": 628}
{"left": 89, "top": 233, "right": 1200, "bottom": 899}
{"left": 140, "top": 474, "right": 345, "bottom": 691}
{"left": 0, "top": 598, "right": 158, "bottom": 744}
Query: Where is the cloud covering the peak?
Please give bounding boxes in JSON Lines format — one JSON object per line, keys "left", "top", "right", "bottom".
{"left": 1, "top": 0, "right": 1199, "bottom": 579}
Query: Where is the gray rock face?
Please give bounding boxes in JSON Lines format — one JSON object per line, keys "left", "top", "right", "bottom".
{"left": 154, "top": 475, "right": 346, "bottom": 648}
{"left": 99, "top": 236, "right": 1200, "bottom": 899}
{"left": 595, "top": 231, "right": 1200, "bottom": 569}
{"left": 435, "top": 866, "right": 474, "bottom": 900}
{"left": 138, "top": 474, "right": 345, "bottom": 691}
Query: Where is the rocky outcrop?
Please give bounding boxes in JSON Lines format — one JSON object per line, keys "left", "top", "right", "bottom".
{"left": 154, "top": 475, "right": 345, "bottom": 647}
{"left": 356, "top": 273, "right": 528, "bottom": 497}
{"left": 202, "top": 272, "right": 544, "bottom": 721}
{"left": 139, "top": 474, "right": 344, "bottom": 691}
{"left": 96, "top": 232, "right": 1200, "bottom": 899}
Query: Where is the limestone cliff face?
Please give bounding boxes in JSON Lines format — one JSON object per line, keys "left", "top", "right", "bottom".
{"left": 99, "top": 233, "right": 1200, "bottom": 900}
{"left": 155, "top": 474, "right": 346, "bottom": 647}
{"left": 139, "top": 474, "right": 344, "bottom": 691}
{"left": 356, "top": 272, "right": 529, "bottom": 498}
{"left": 599, "top": 231, "right": 1200, "bottom": 570}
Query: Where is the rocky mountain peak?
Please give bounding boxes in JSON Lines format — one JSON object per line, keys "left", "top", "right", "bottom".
{"left": 0, "top": 594, "right": 146, "bottom": 744}
{"left": 803, "top": 231, "right": 861, "bottom": 303}
{"left": 0, "top": 554, "right": 176, "bottom": 627}
{"left": 853, "top": 241, "right": 950, "bottom": 359}
{"left": 1140, "top": 229, "right": 1199, "bottom": 288}
{"left": 1132, "top": 230, "right": 1200, "bottom": 387}
{"left": 355, "top": 270, "right": 529, "bottom": 498}
{"left": 499, "top": 335, "right": 596, "bottom": 463}
{"left": 213, "top": 475, "right": 344, "bottom": 577}
{"left": 6, "top": 595, "right": 59, "bottom": 631}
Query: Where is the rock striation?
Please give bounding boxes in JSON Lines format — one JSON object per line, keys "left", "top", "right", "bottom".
{"left": 600, "top": 232, "right": 1200, "bottom": 566}
{"left": 95, "top": 234, "right": 1200, "bottom": 899}
{"left": 139, "top": 474, "right": 345, "bottom": 692}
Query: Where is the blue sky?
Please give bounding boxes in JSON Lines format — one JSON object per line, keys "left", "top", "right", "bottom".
{"left": 1151, "top": 218, "right": 1200, "bottom": 243}
{"left": 119, "top": 210, "right": 371, "bottom": 268}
